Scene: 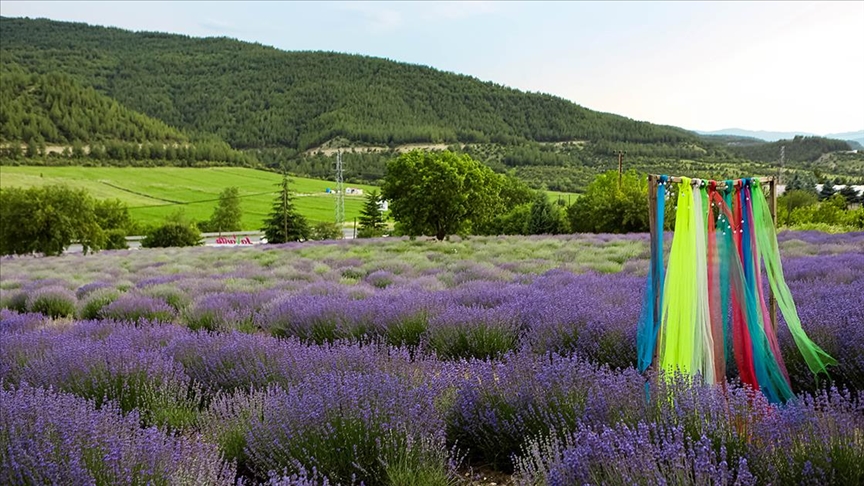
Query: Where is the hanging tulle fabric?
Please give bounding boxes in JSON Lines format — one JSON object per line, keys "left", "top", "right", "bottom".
{"left": 639, "top": 176, "right": 834, "bottom": 403}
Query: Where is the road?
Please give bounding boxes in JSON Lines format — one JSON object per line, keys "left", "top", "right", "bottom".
{"left": 63, "top": 229, "right": 356, "bottom": 254}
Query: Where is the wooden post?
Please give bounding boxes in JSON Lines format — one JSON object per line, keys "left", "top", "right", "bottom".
{"left": 767, "top": 177, "right": 778, "bottom": 333}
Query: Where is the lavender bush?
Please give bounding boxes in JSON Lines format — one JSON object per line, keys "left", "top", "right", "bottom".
{"left": 514, "top": 385, "right": 864, "bottom": 486}
{"left": 244, "top": 372, "right": 454, "bottom": 485}
{"left": 25, "top": 286, "right": 77, "bottom": 318}
{"left": 447, "top": 352, "right": 645, "bottom": 471}
{"left": 0, "top": 385, "right": 234, "bottom": 485}
{"left": 0, "top": 231, "right": 860, "bottom": 484}
{"left": 99, "top": 293, "right": 177, "bottom": 323}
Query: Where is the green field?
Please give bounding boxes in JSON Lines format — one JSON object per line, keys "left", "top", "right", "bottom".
{"left": 0, "top": 166, "right": 377, "bottom": 230}
{"left": 546, "top": 190, "right": 580, "bottom": 205}
{"left": 0, "top": 166, "right": 582, "bottom": 232}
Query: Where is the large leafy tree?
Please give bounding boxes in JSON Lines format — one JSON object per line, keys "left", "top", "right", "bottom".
{"left": 208, "top": 186, "right": 243, "bottom": 234}
{"left": 382, "top": 150, "right": 502, "bottom": 240}
{"left": 0, "top": 185, "right": 104, "bottom": 256}
{"left": 566, "top": 170, "right": 648, "bottom": 233}
{"left": 357, "top": 190, "right": 387, "bottom": 238}
{"left": 262, "top": 175, "right": 309, "bottom": 243}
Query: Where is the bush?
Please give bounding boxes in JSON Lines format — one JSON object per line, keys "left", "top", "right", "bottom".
{"left": 141, "top": 222, "right": 201, "bottom": 248}
{"left": 0, "top": 289, "right": 29, "bottom": 312}
{"left": 99, "top": 294, "right": 177, "bottom": 323}
{"left": 25, "top": 286, "right": 77, "bottom": 318}
{"left": 427, "top": 305, "right": 519, "bottom": 360}
{"left": 78, "top": 288, "right": 121, "bottom": 320}
{"left": 103, "top": 228, "right": 129, "bottom": 250}
{"left": 244, "top": 372, "right": 452, "bottom": 485}
{"left": 0, "top": 385, "right": 234, "bottom": 485}
{"left": 308, "top": 221, "right": 344, "bottom": 241}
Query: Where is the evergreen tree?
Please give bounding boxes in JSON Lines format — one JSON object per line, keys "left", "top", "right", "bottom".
{"left": 208, "top": 186, "right": 243, "bottom": 234}
{"left": 839, "top": 185, "right": 860, "bottom": 206}
{"left": 357, "top": 189, "right": 387, "bottom": 238}
{"left": 526, "top": 192, "right": 563, "bottom": 235}
{"left": 819, "top": 180, "right": 836, "bottom": 201}
{"left": 261, "top": 175, "right": 308, "bottom": 243}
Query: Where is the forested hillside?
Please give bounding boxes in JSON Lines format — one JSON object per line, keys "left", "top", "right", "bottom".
{"left": 0, "top": 17, "right": 700, "bottom": 151}
{"left": 727, "top": 136, "right": 852, "bottom": 163}
{"left": 1, "top": 16, "right": 859, "bottom": 190}
{"left": 0, "top": 63, "right": 187, "bottom": 144}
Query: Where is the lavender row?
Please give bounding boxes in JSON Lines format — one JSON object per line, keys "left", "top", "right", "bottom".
{"left": 4, "top": 255, "right": 861, "bottom": 391}
{"left": 3, "top": 311, "right": 863, "bottom": 484}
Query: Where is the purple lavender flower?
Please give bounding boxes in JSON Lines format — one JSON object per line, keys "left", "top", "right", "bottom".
{"left": 99, "top": 293, "right": 177, "bottom": 323}
{"left": 25, "top": 286, "right": 77, "bottom": 318}
{"left": 245, "top": 371, "right": 452, "bottom": 484}
{"left": 0, "top": 385, "right": 234, "bottom": 485}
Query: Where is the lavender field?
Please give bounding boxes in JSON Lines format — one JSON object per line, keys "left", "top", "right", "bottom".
{"left": 1, "top": 232, "right": 863, "bottom": 485}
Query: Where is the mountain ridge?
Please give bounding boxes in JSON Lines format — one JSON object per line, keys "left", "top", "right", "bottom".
{"left": 697, "top": 128, "right": 864, "bottom": 146}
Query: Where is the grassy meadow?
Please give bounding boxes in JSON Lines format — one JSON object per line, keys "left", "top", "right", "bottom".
{"left": 0, "top": 166, "right": 581, "bottom": 232}
{"left": 0, "top": 166, "right": 377, "bottom": 229}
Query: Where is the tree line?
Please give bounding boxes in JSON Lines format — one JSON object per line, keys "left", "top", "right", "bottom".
{"left": 1, "top": 139, "right": 257, "bottom": 167}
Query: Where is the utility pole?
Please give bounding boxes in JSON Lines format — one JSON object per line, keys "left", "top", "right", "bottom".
{"left": 335, "top": 151, "right": 345, "bottom": 226}
{"left": 778, "top": 145, "right": 785, "bottom": 186}
{"left": 282, "top": 174, "right": 288, "bottom": 241}
{"left": 617, "top": 150, "right": 626, "bottom": 189}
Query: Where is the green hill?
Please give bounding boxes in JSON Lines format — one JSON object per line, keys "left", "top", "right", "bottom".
{"left": 5, "top": 16, "right": 859, "bottom": 191}
{"left": 0, "top": 62, "right": 187, "bottom": 145}
{"left": 0, "top": 16, "right": 701, "bottom": 152}
{"left": 727, "top": 136, "right": 852, "bottom": 164}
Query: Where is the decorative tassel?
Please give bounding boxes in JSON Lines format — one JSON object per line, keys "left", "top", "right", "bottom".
{"left": 638, "top": 175, "right": 834, "bottom": 403}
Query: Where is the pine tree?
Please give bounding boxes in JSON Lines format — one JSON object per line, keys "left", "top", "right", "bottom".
{"left": 526, "top": 191, "right": 562, "bottom": 235}
{"left": 357, "top": 190, "right": 387, "bottom": 238}
{"left": 838, "top": 185, "right": 860, "bottom": 206}
{"left": 261, "top": 175, "right": 308, "bottom": 243}
{"left": 819, "top": 180, "right": 836, "bottom": 201}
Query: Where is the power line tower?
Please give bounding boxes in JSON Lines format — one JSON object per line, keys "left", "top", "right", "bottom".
{"left": 334, "top": 151, "right": 345, "bottom": 226}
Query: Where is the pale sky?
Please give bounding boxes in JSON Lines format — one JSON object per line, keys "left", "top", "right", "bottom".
{"left": 2, "top": 1, "right": 863, "bottom": 134}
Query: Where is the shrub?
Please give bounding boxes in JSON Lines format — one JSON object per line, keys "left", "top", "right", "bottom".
{"left": 78, "top": 287, "right": 121, "bottom": 320}
{"left": 99, "top": 293, "right": 177, "bottom": 323}
{"left": 245, "top": 372, "right": 453, "bottom": 485}
{"left": 447, "top": 353, "right": 644, "bottom": 471}
{"left": 8, "top": 324, "right": 201, "bottom": 429}
{"left": 0, "top": 385, "right": 233, "bottom": 485}
{"left": 427, "top": 305, "right": 520, "bottom": 360}
{"left": 0, "top": 289, "right": 28, "bottom": 312}
{"left": 308, "top": 221, "right": 344, "bottom": 241}
{"left": 103, "top": 228, "right": 129, "bottom": 250}
{"left": 25, "top": 286, "right": 77, "bottom": 318}
{"left": 141, "top": 222, "right": 201, "bottom": 248}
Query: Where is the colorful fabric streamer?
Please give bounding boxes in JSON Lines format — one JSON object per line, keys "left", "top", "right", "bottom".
{"left": 639, "top": 176, "right": 835, "bottom": 403}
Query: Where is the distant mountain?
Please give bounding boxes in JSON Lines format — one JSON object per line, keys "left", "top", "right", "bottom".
{"left": 825, "top": 130, "right": 864, "bottom": 147}
{"left": 697, "top": 128, "right": 864, "bottom": 147}
{"left": 726, "top": 136, "right": 851, "bottom": 163}
{"left": 695, "top": 128, "right": 814, "bottom": 142}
